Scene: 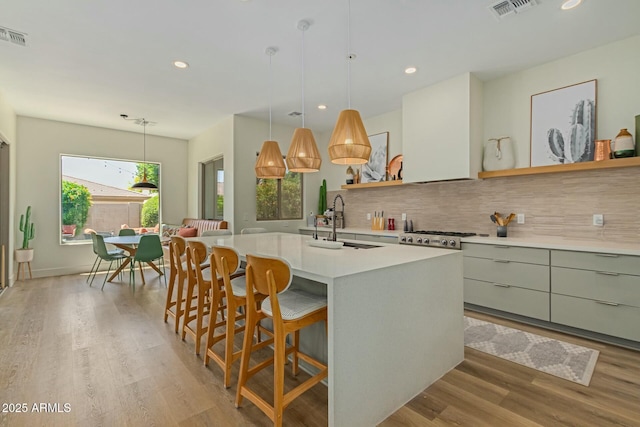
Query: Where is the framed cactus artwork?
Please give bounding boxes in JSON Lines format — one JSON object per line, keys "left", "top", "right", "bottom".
{"left": 530, "top": 79, "right": 597, "bottom": 167}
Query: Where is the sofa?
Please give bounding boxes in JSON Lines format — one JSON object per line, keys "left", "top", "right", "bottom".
{"left": 161, "top": 218, "right": 229, "bottom": 238}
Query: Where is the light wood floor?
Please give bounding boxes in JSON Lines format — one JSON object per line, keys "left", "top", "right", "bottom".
{"left": 1, "top": 272, "right": 639, "bottom": 426}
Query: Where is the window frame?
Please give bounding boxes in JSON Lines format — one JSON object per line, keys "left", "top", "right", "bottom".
{"left": 59, "top": 154, "right": 161, "bottom": 245}
{"left": 255, "top": 154, "right": 303, "bottom": 222}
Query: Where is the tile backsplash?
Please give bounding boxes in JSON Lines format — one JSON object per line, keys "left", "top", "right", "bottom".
{"left": 327, "top": 167, "right": 640, "bottom": 243}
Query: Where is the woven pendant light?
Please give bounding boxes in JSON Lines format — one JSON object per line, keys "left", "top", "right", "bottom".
{"left": 286, "top": 20, "right": 321, "bottom": 172}
{"left": 255, "top": 140, "right": 286, "bottom": 179}
{"left": 255, "top": 47, "right": 286, "bottom": 179}
{"left": 328, "top": 0, "right": 371, "bottom": 165}
{"left": 328, "top": 109, "right": 370, "bottom": 165}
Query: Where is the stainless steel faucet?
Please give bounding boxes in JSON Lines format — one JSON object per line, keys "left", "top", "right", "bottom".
{"left": 331, "top": 194, "right": 345, "bottom": 241}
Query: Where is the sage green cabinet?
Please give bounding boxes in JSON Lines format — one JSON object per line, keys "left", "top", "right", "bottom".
{"left": 550, "top": 249, "right": 640, "bottom": 341}
{"left": 462, "top": 243, "right": 550, "bottom": 321}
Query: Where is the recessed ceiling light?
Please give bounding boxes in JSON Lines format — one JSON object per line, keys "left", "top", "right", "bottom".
{"left": 405, "top": 66, "right": 417, "bottom": 74}
{"left": 317, "top": 104, "right": 327, "bottom": 110}
{"left": 561, "top": 0, "right": 582, "bottom": 10}
{"left": 173, "top": 60, "right": 189, "bottom": 69}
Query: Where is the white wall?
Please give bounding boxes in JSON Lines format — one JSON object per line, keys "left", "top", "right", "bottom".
{"left": 15, "top": 117, "right": 188, "bottom": 277}
{"left": 484, "top": 34, "right": 640, "bottom": 168}
{"left": 187, "top": 116, "right": 234, "bottom": 226}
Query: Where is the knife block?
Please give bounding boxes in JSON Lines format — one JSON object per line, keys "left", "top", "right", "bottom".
{"left": 371, "top": 217, "right": 384, "bottom": 231}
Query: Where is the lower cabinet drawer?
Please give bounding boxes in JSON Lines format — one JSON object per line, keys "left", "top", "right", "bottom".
{"left": 551, "top": 294, "right": 640, "bottom": 342}
{"left": 464, "top": 278, "right": 550, "bottom": 321}
{"left": 464, "top": 257, "right": 550, "bottom": 292}
{"left": 551, "top": 250, "right": 640, "bottom": 276}
{"left": 552, "top": 267, "right": 640, "bottom": 308}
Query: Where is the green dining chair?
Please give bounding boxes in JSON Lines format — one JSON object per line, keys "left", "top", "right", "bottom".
{"left": 90, "top": 234, "right": 128, "bottom": 290}
{"left": 119, "top": 228, "right": 136, "bottom": 236}
{"left": 130, "top": 234, "right": 166, "bottom": 290}
{"left": 87, "top": 232, "right": 124, "bottom": 284}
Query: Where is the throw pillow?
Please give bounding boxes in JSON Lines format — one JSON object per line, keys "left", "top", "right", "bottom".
{"left": 178, "top": 227, "right": 198, "bottom": 237}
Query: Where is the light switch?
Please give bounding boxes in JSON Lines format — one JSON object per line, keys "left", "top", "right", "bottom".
{"left": 593, "top": 214, "right": 604, "bottom": 226}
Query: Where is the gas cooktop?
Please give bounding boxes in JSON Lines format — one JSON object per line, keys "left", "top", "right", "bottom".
{"left": 413, "top": 230, "right": 477, "bottom": 237}
{"left": 398, "top": 231, "right": 477, "bottom": 249}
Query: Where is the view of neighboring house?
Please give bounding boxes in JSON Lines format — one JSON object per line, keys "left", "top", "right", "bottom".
{"left": 62, "top": 175, "right": 152, "bottom": 240}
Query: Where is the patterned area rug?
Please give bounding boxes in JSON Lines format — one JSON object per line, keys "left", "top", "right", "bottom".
{"left": 464, "top": 316, "right": 599, "bottom": 386}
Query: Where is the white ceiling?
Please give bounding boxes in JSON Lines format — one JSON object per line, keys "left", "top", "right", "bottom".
{"left": 2, "top": 0, "right": 640, "bottom": 140}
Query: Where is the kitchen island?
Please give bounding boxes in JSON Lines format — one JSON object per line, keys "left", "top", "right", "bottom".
{"left": 192, "top": 232, "right": 463, "bottom": 427}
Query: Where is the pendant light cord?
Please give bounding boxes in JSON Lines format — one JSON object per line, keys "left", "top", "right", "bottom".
{"left": 301, "top": 27, "right": 305, "bottom": 128}
{"left": 269, "top": 53, "right": 273, "bottom": 140}
{"left": 347, "top": 0, "right": 352, "bottom": 110}
{"left": 142, "top": 119, "right": 146, "bottom": 162}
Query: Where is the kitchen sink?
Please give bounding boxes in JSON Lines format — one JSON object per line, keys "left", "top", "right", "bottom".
{"left": 340, "top": 241, "right": 381, "bottom": 249}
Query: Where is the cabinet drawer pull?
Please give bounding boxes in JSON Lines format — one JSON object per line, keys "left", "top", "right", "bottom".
{"left": 493, "top": 283, "right": 511, "bottom": 288}
{"left": 595, "top": 271, "right": 619, "bottom": 276}
{"left": 493, "top": 259, "right": 510, "bottom": 263}
{"left": 595, "top": 300, "right": 620, "bottom": 307}
{"left": 596, "top": 253, "right": 619, "bottom": 258}
{"left": 494, "top": 245, "right": 510, "bottom": 249}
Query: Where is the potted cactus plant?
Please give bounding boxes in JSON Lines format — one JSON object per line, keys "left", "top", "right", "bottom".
{"left": 15, "top": 206, "right": 35, "bottom": 263}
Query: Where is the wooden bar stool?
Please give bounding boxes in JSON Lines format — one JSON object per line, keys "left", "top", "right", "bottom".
{"left": 164, "top": 236, "right": 187, "bottom": 333}
{"left": 182, "top": 241, "right": 215, "bottom": 355}
{"left": 235, "top": 254, "right": 328, "bottom": 427}
{"left": 204, "top": 246, "right": 269, "bottom": 388}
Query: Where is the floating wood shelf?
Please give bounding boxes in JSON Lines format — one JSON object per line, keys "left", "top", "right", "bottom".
{"left": 341, "top": 180, "right": 403, "bottom": 190}
{"left": 478, "top": 157, "right": 640, "bottom": 179}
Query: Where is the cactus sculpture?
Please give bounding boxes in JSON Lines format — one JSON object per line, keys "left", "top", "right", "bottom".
{"left": 19, "top": 205, "right": 35, "bottom": 249}
{"left": 547, "top": 99, "right": 595, "bottom": 164}
{"left": 318, "top": 179, "right": 327, "bottom": 214}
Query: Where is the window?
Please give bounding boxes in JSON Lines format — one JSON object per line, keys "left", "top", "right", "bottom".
{"left": 256, "top": 157, "right": 303, "bottom": 221}
{"left": 59, "top": 155, "right": 160, "bottom": 244}
{"left": 201, "top": 157, "right": 224, "bottom": 220}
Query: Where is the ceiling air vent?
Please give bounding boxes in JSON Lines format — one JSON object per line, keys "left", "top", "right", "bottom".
{"left": 0, "top": 26, "right": 27, "bottom": 46}
{"left": 488, "top": 0, "right": 538, "bottom": 20}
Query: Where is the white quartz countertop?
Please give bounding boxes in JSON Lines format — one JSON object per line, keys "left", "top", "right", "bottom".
{"left": 462, "top": 235, "right": 640, "bottom": 256}
{"left": 191, "top": 232, "right": 458, "bottom": 282}
{"left": 298, "top": 226, "right": 401, "bottom": 238}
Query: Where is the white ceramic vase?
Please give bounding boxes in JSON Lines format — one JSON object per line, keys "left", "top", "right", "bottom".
{"left": 483, "top": 137, "right": 515, "bottom": 171}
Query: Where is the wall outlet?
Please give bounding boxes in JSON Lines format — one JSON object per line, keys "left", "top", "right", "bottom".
{"left": 243, "top": 212, "right": 249, "bottom": 221}
{"left": 517, "top": 213, "right": 525, "bottom": 224}
{"left": 401, "top": 213, "right": 407, "bottom": 221}
{"left": 593, "top": 214, "right": 604, "bottom": 227}
{"left": 282, "top": 222, "right": 289, "bottom": 227}
{"left": 367, "top": 213, "right": 371, "bottom": 220}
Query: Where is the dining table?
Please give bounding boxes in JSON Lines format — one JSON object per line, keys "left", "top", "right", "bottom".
{"left": 103, "top": 234, "right": 164, "bottom": 283}
{"left": 189, "top": 232, "right": 463, "bottom": 427}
